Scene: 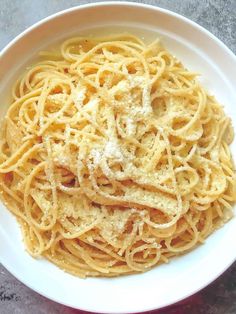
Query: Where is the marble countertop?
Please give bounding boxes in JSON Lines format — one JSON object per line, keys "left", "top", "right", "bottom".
{"left": 0, "top": 1, "right": 236, "bottom": 313}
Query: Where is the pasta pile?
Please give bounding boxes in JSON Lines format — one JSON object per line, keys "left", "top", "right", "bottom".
{"left": 0, "top": 34, "right": 235, "bottom": 277}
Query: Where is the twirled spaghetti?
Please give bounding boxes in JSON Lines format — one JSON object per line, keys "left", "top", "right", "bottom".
{"left": 0, "top": 34, "right": 235, "bottom": 277}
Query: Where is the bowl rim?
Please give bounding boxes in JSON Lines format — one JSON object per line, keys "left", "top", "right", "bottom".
{"left": 0, "top": 2, "right": 236, "bottom": 313}
{"left": 1, "top": 1, "right": 235, "bottom": 60}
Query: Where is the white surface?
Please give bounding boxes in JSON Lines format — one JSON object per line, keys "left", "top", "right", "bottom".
{"left": 0, "top": 2, "right": 236, "bottom": 313}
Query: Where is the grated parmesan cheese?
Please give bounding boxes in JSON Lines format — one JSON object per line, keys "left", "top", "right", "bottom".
{"left": 89, "top": 139, "right": 124, "bottom": 169}
{"left": 104, "top": 140, "right": 123, "bottom": 161}
{"left": 128, "top": 75, "right": 145, "bottom": 88}
{"left": 52, "top": 143, "right": 70, "bottom": 166}
{"left": 72, "top": 87, "right": 86, "bottom": 109}
{"left": 84, "top": 98, "right": 99, "bottom": 111}
{"left": 126, "top": 117, "right": 136, "bottom": 136}
{"left": 47, "top": 94, "right": 67, "bottom": 105}
{"left": 90, "top": 149, "right": 102, "bottom": 166}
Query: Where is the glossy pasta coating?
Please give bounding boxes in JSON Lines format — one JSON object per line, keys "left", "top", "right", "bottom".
{"left": 0, "top": 34, "right": 235, "bottom": 277}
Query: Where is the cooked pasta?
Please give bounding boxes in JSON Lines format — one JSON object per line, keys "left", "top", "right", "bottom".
{"left": 0, "top": 34, "right": 235, "bottom": 277}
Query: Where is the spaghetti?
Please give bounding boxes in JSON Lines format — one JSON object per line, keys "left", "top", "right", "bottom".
{"left": 0, "top": 34, "right": 235, "bottom": 277}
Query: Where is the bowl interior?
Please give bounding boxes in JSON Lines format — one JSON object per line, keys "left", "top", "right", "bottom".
{"left": 0, "top": 3, "right": 236, "bottom": 313}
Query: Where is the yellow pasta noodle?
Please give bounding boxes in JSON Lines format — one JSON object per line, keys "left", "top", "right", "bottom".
{"left": 0, "top": 33, "right": 235, "bottom": 277}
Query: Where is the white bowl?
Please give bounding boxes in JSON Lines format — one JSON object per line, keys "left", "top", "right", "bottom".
{"left": 0, "top": 2, "right": 236, "bottom": 313}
